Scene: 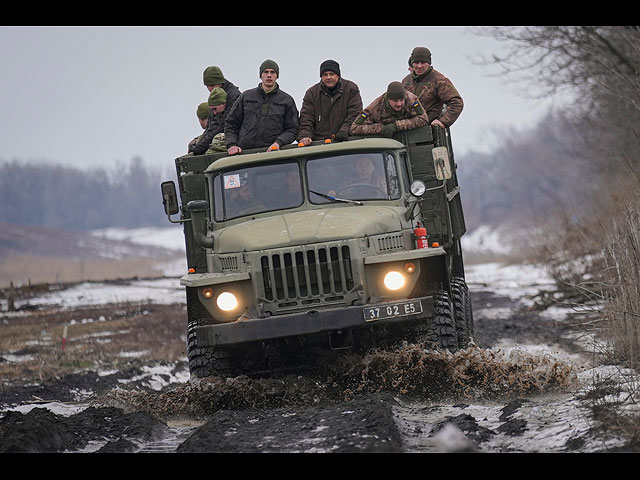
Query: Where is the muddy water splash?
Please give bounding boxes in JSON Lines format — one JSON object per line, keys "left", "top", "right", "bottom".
{"left": 98, "top": 345, "right": 578, "bottom": 419}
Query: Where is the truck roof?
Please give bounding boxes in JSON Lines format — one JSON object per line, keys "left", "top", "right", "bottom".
{"left": 205, "top": 137, "right": 405, "bottom": 173}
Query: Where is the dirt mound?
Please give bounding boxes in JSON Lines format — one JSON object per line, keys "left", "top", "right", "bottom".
{"left": 0, "top": 406, "right": 167, "bottom": 453}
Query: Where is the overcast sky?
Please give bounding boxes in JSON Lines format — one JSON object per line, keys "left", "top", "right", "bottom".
{"left": 0, "top": 26, "right": 565, "bottom": 173}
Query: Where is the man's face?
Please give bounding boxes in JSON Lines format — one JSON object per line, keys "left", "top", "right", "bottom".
{"left": 411, "top": 61, "right": 430, "bottom": 76}
{"left": 206, "top": 83, "right": 222, "bottom": 92}
{"left": 261, "top": 69, "right": 278, "bottom": 89}
{"left": 210, "top": 103, "right": 226, "bottom": 115}
{"left": 321, "top": 71, "right": 339, "bottom": 88}
{"left": 388, "top": 98, "right": 405, "bottom": 112}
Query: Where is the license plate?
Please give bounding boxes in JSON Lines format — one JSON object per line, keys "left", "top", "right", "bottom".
{"left": 364, "top": 300, "right": 423, "bottom": 321}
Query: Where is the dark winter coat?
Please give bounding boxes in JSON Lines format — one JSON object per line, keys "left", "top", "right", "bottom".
{"left": 224, "top": 83, "right": 299, "bottom": 150}
{"left": 297, "top": 78, "right": 363, "bottom": 141}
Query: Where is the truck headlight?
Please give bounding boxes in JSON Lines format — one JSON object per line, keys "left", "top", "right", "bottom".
{"left": 383, "top": 271, "right": 405, "bottom": 291}
{"left": 216, "top": 292, "right": 239, "bottom": 311}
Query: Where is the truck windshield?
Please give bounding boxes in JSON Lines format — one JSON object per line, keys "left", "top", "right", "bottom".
{"left": 213, "top": 161, "right": 303, "bottom": 221}
{"left": 307, "top": 152, "right": 400, "bottom": 204}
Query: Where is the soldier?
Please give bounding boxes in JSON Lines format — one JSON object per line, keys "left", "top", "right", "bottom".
{"left": 187, "top": 102, "right": 210, "bottom": 152}
{"left": 225, "top": 59, "right": 299, "bottom": 155}
{"left": 350, "top": 81, "right": 428, "bottom": 137}
{"left": 297, "top": 59, "right": 363, "bottom": 145}
{"left": 189, "top": 66, "right": 241, "bottom": 155}
{"left": 402, "top": 47, "right": 464, "bottom": 128}
{"left": 198, "top": 87, "right": 228, "bottom": 152}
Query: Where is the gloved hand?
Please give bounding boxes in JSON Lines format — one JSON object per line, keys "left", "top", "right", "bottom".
{"left": 335, "top": 131, "right": 349, "bottom": 142}
{"left": 381, "top": 122, "right": 397, "bottom": 138}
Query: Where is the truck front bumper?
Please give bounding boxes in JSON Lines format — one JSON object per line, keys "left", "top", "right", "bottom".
{"left": 194, "top": 295, "right": 434, "bottom": 346}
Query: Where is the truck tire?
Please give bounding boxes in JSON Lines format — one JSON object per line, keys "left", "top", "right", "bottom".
{"left": 186, "top": 321, "right": 234, "bottom": 378}
{"left": 452, "top": 277, "right": 474, "bottom": 348}
{"left": 415, "top": 290, "right": 458, "bottom": 352}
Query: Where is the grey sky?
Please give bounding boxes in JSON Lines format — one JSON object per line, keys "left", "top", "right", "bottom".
{"left": 0, "top": 26, "right": 563, "bottom": 173}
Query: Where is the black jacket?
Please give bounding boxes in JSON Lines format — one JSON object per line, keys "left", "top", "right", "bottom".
{"left": 225, "top": 83, "right": 299, "bottom": 150}
{"left": 189, "top": 80, "right": 241, "bottom": 155}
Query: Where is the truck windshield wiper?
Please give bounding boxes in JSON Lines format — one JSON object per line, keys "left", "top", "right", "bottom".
{"left": 309, "top": 190, "right": 363, "bottom": 206}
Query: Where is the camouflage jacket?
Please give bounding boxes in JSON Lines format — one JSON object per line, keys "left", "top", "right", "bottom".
{"left": 401, "top": 67, "right": 463, "bottom": 127}
{"left": 350, "top": 90, "right": 428, "bottom": 136}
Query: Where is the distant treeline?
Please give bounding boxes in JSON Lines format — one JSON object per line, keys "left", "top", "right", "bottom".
{"left": 0, "top": 115, "right": 585, "bottom": 233}
{"left": 0, "top": 157, "right": 171, "bottom": 231}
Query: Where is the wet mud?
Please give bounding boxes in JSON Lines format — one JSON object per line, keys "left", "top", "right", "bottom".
{"left": 0, "top": 288, "right": 631, "bottom": 453}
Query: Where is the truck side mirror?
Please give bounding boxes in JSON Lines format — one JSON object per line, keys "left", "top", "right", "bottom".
{"left": 432, "top": 147, "right": 452, "bottom": 180}
{"left": 161, "top": 181, "right": 179, "bottom": 216}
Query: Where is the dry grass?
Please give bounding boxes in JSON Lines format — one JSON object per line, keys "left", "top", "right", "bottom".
{"left": 601, "top": 206, "right": 640, "bottom": 367}
{"left": 0, "top": 255, "right": 174, "bottom": 289}
{"left": 0, "top": 302, "right": 187, "bottom": 387}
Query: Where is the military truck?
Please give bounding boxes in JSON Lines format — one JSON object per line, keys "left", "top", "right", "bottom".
{"left": 161, "top": 125, "right": 473, "bottom": 378}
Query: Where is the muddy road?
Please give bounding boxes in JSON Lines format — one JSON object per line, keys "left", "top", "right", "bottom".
{"left": 0, "top": 263, "right": 635, "bottom": 453}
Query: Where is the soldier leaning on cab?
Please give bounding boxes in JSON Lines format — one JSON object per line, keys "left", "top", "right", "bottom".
{"left": 350, "top": 81, "right": 428, "bottom": 137}
{"left": 189, "top": 66, "right": 241, "bottom": 156}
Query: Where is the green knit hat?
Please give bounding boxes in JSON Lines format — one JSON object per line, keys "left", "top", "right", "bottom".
{"left": 259, "top": 59, "right": 279, "bottom": 76}
{"left": 196, "top": 102, "right": 209, "bottom": 120}
{"left": 386, "top": 81, "right": 405, "bottom": 101}
{"left": 203, "top": 66, "right": 225, "bottom": 85}
{"left": 208, "top": 87, "right": 227, "bottom": 106}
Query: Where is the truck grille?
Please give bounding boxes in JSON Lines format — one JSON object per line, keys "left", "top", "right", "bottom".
{"left": 260, "top": 245, "right": 354, "bottom": 303}
{"left": 376, "top": 233, "right": 405, "bottom": 252}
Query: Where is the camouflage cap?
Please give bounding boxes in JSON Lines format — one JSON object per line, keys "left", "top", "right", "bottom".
{"left": 208, "top": 87, "right": 228, "bottom": 106}
{"left": 409, "top": 47, "right": 432, "bottom": 65}
{"left": 203, "top": 66, "right": 225, "bottom": 86}
{"left": 197, "top": 102, "right": 209, "bottom": 120}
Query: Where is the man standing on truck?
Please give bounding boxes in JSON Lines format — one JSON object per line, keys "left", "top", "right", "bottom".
{"left": 350, "top": 81, "right": 428, "bottom": 137}
{"left": 402, "top": 47, "right": 464, "bottom": 129}
{"left": 189, "top": 66, "right": 241, "bottom": 155}
{"left": 225, "top": 59, "right": 299, "bottom": 155}
{"left": 297, "top": 59, "right": 363, "bottom": 145}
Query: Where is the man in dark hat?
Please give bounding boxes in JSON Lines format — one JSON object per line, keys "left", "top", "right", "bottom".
{"left": 297, "top": 59, "right": 363, "bottom": 145}
{"left": 402, "top": 47, "right": 464, "bottom": 128}
{"left": 225, "top": 59, "right": 299, "bottom": 155}
{"left": 350, "top": 81, "right": 428, "bottom": 137}
{"left": 189, "top": 66, "right": 241, "bottom": 155}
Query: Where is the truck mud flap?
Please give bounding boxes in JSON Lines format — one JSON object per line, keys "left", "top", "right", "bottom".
{"left": 195, "top": 295, "right": 435, "bottom": 347}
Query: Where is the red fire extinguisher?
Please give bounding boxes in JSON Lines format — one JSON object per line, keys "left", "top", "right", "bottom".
{"left": 414, "top": 225, "right": 428, "bottom": 249}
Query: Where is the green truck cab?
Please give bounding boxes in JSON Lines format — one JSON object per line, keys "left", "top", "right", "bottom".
{"left": 161, "top": 125, "right": 473, "bottom": 378}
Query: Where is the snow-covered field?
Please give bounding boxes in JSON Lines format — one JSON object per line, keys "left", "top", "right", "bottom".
{"left": 2, "top": 225, "right": 545, "bottom": 312}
